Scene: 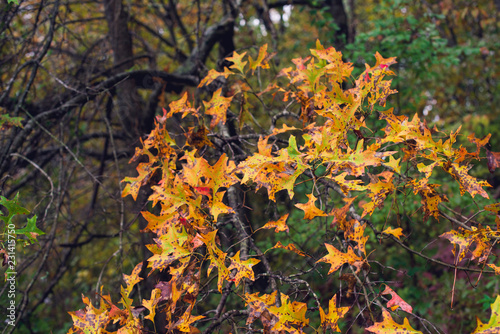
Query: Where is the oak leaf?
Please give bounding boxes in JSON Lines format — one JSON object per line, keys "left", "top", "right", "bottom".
{"left": 228, "top": 251, "right": 260, "bottom": 287}
{"left": 319, "top": 294, "right": 350, "bottom": 332}
{"left": 203, "top": 88, "right": 233, "bottom": 128}
{"left": 366, "top": 310, "right": 422, "bottom": 333}
{"left": 295, "top": 193, "right": 328, "bottom": 220}
{"left": 382, "top": 285, "right": 413, "bottom": 313}
{"left": 383, "top": 227, "right": 405, "bottom": 240}
{"left": 271, "top": 241, "right": 309, "bottom": 257}
{"left": 261, "top": 214, "right": 290, "bottom": 233}
{"left": 316, "top": 244, "right": 364, "bottom": 274}
{"left": 472, "top": 295, "right": 500, "bottom": 334}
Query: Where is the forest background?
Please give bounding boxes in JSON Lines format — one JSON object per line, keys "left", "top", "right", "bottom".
{"left": 0, "top": 0, "right": 499, "bottom": 333}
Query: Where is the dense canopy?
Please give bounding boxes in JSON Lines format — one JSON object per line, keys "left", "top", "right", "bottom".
{"left": 0, "top": 0, "right": 499, "bottom": 333}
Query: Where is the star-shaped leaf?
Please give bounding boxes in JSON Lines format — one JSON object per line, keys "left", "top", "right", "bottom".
{"left": 296, "top": 193, "right": 328, "bottom": 220}
{"left": 319, "top": 295, "right": 350, "bottom": 332}
{"left": 316, "top": 244, "right": 364, "bottom": 274}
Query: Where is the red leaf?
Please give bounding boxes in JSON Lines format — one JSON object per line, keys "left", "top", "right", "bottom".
{"left": 382, "top": 285, "right": 413, "bottom": 313}
{"left": 487, "top": 150, "right": 500, "bottom": 173}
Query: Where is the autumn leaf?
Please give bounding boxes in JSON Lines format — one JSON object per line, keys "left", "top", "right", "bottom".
{"left": 442, "top": 162, "right": 490, "bottom": 199}
{"left": 122, "top": 163, "right": 158, "bottom": 201}
{"left": 295, "top": 193, "right": 328, "bottom": 220}
{"left": 382, "top": 285, "right": 413, "bottom": 313}
{"left": 271, "top": 241, "right": 309, "bottom": 257}
{"left": 316, "top": 244, "right": 364, "bottom": 274}
{"left": 198, "top": 67, "right": 233, "bottom": 87}
{"left": 248, "top": 44, "right": 275, "bottom": 73}
{"left": 487, "top": 264, "right": 500, "bottom": 275}
{"left": 226, "top": 50, "right": 248, "bottom": 73}
{"left": 472, "top": 295, "right": 500, "bottom": 334}
{"left": 174, "top": 306, "right": 205, "bottom": 333}
{"left": 228, "top": 251, "right": 260, "bottom": 286}
{"left": 344, "top": 220, "right": 368, "bottom": 255}
{"left": 319, "top": 294, "right": 350, "bottom": 332}
{"left": 487, "top": 150, "right": 500, "bottom": 174}
{"left": 366, "top": 309, "right": 423, "bottom": 333}
{"left": 383, "top": 227, "right": 405, "bottom": 240}
{"left": 143, "top": 288, "right": 161, "bottom": 323}
{"left": 268, "top": 294, "right": 309, "bottom": 333}
{"left": 203, "top": 89, "right": 233, "bottom": 129}
{"left": 198, "top": 230, "right": 230, "bottom": 292}
{"left": 260, "top": 214, "right": 290, "bottom": 233}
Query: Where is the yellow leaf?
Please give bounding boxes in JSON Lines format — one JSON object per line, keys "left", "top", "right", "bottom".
{"left": 383, "top": 227, "right": 405, "bottom": 240}
{"left": 319, "top": 294, "right": 349, "bottom": 332}
{"left": 366, "top": 309, "right": 422, "bottom": 333}
{"left": 261, "top": 214, "right": 290, "bottom": 233}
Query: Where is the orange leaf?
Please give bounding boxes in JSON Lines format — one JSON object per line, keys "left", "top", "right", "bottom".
{"left": 442, "top": 162, "right": 490, "bottom": 199}
{"left": 366, "top": 309, "right": 422, "bottom": 333}
{"left": 271, "top": 241, "right": 309, "bottom": 257}
{"left": 316, "top": 244, "right": 364, "bottom": 274}
{"left": 198, "top": 67, "right": 233, "bottom": 87}
{"left": 203, "top": 88, "right": 233, "bottom": 129}
{"left": 295, "top": 193, "right": 327, "bottom": 220}
{"left": 261, "top": 214, "right": 290, "bottom": 233}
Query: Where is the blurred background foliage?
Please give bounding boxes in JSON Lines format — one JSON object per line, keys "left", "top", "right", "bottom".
{"left": 0, "top": 0, "right": 498, "bottom": 333}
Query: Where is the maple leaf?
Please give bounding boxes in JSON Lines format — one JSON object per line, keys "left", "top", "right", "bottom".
{"left": 227, "top": 250, "right": 260, "bottom": 286}
{"left": 362, "top": 175, "right": 395, "bottom": 217}
{"left": 260, "top": 213, "right": 290, "bottom": 233}
{"left": 384, "top": 155, "right": 402, "bottom": 174}
{"left": 295, "top": 193, "right": 328, "bottom": 219}
{"left": 185, "top": 125, "right": 214, "bottom": 149}
{"left": 383, "top": 227, "right": 405, "bottom": 240}
{"left": 484, "top": 203, "right": 500, "bottom": 230}
{"left": 316, "top": 244, "right": 364, "bottom": 274}
{"left": 141, "top": 211, "right": 175, "bottom": 234}
{"left": 472, "top": 295, "right": 500, "bottom": 334}
{"left": 382, "top": 285, "right": 413, "bottom": 313}
{"left": 319, "top": 294, "right": 350, "bottom": 332}
{"left": 122, "top": 262, "right": 144, "bottom": 300}
{"left": 245, "top": 291, "right": 278, "bottom": 331}
{"left": 439, "top": 229, "right": 474, "bottom": 262}
{"left": 366, "top": 309, "right": 423, "bottom": 333}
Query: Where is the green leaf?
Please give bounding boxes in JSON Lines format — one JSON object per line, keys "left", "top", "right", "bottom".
{"left": 15, "top": 215, "right": 45, "bottom": 244}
